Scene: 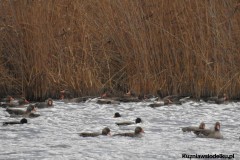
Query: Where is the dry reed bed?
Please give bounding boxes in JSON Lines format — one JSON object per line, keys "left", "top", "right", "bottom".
{"left": 0, "top": 0, "right": 240, "bottom": 100}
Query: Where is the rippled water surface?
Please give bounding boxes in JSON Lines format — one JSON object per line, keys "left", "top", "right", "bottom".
{"left": 0, "top": 99, "right": 239, "bottom": 160}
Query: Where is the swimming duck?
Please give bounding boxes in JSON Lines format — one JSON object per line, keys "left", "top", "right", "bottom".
{"left": 3, "top": 118, "right": 28, "bottom": 125}
{"left": 149, "top": 99, "right": 172, "bottom": 108}
{"left": 60, "top": 90, "right": 94, "bottom": 103}
{"left": 182, "top": 122, "right": 205, "bottom": 135}
{"left": 1, "top": 96, "right": 14, "bottom": 103}
{"left": 156, "top": 90, "right": 190, "bottom": 104}
{"left": 115, "top": 118, "right": 142, "bottom": 126}
{"left": 6, "top": 105, "right": 37, "bottom": 117}
{"left": 195, "top": 122, "right": 223, "bottom": 139}
{"left": 6, "top": 105, "right": 36, "bottom": 115}
{"left": 28, "top": 113, "right": 41, "bottom": 118}
{"left": 113, "top": 127, "right": 144, "bottom": 137}
{"left": 10, "top": 97, "right": 29, "bottom": 107}
{"left": 114, "top": 112, "right": 121, "bottom": 118}
{"left": 117, "top": 97, "right": 141, "bottom": 103}
{"left": 100, "top": 89, "right": 141, "bottom": 103}
{"left": 79, "top": 127, "right": 111, "bottom": 137}
{"left": 97, "top": 98, "right": 120, "bottom": 104}
{"left": 60, "top": 90, "right": 73, "bottom": 99}
{"left": 36, "top": 98, "right": 53, "bottom": 109}
{"left": 204, "top": 93, "right": 228, "bottom": 104}
{"left": 1, "top": 96, "right": 29, "bottom": 108}
{"left": 100, "top": 90, "right": 113, "bottom": 98}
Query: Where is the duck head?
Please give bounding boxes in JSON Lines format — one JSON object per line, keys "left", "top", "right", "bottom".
{"left": 125, "top": 90, "right": 136, "bottom": 97}
{"left": 135, "top": 118, "right": 142, "bottom": 124}
{"left": 102, "top": 127, "right": 111, "bottom": 135}
{"left": 199, "top": 122, "right": 205, "bottom": 129}
{"left": 223, "top": 93, "right": 228, "bottom": 100}
{"left": 135, "top": 127, "right": 144, "bottom": 134}
{"left": 60, "top": 90, "right": 67, "bottom": 99}
{"left": 164, "top": 99, "right": 172, "bottom": 105}
{"left": 60, "top": 94, "right": 64, "bottom": 100}
{"left": 215, "top": 122, "right": 221, "bottom": 131}
{"left": 114, "top": 112, "right": 121, "bottom": 118}
{"left": 60, "top": 90, "right": 73, "bottom": 99}
{"left": 6, "top": 96, "right": 14, "bottom": 102}
{"left": 47, "top": 98, "right": 53, "bottom": 106}
{"left": 20, "top": 118, "right": 28, "bottom": 124}
{"left": 101, "top": 91, "right": 112, "bottom": 98}
{"left": 19, "top": 97, "right": 29, "bottom": 105}
{"left": 26, "top": 105, "right": 37, "bottom": 113}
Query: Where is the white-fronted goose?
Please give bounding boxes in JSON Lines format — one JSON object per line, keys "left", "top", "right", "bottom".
{"left": 195, "top": 122, "right": 223, "bottom": 139}
{"left": 182, "top": 122, "right": 205, "bottom": 135}
{"left": 36, "top": 98, "right": 53, "bottom": 109}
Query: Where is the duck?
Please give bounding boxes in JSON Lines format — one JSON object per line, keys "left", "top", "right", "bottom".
{"left": 124, "top": 90, "right": 137, "bottom": 97}
{"left": 182, "top": 122, "right": 205, "bottom": 135}
{"left": 60, "top": 90, "right": 73, "bottom": 99}
{"left": 6, "top": 104, "right": 36, "bottom": 115}
{"left": 28, "top": 113, "right": 41, "bottom": 118}
{"left": 3, "top": 118, "right": 28, "bottom": 125}
{"left": 100, "top": 90, "right": 113, "bottom": 98}
{"left": 160, "top": 95, "right": 187, "bottom": 105}
{"left": 117, "top": 96, "right": 141, "bottom": 103}
{"left": 156, "top": 90, "right": 190, "bottom": 104}
{"left": 117, "top": 90, "right": 142, "bottom": 102}
{"left": 97, "top": 98, "right": 120, "bottom": 104}
{"left": 138, "top": 93, "right": 155, "bottom": 101}
{"left": 1, "top": 96, "right": 14, "bottom": 103}
{"left": 60, "top": 90, "right": 94, "bottom": 103}
{"left": 36, "top": 98, "right": 53, "bottom": 109}
{"left": 115, "top": 118, "right": 142, "bottom": 126}
{"left": 114, "top": 112, "right": 121, "bottom": 118}
{"left": 100, "top": 89, "right": 141, "bottom": 103}
{"left": 10, "top": 97, "right": 29, "bottom": 107}
{"left": 113, "top": 127, "right": 144, "bottom": 137}
{"left": 148, "top": 99, "right": 172, "bottom": 108}
{"left": 195, "top": 122, "right": 223, "bottom": 139}
{"left": 79, "top": 127, "right": 111, "bottom": 137}
{"left": 63, "top": 96, "right": 96, "bottom": 103}
{"left": 204, "top": 94, "right": 228, "bottom": 104}
{"left": 0, "top": 96, "right": 13, "bottom": 107}
{"left": 6, "top": 104, "right": 38, "bottom": 117}
{"left": 1, "top": 96, "right": 29, "bottom": 108}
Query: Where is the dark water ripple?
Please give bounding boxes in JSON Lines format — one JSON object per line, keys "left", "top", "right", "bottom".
{"left": 0, "top": 100, "right": 239, "bottom": 160}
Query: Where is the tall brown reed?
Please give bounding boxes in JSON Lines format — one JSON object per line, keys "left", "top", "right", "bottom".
{"left": 0, "top": 0, "right": 240, "bottom": 100}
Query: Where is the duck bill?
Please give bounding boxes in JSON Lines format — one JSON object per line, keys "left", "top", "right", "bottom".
{"left": 216, "top": 125, "right": 220, "bottom": 130}
{"left": 48, "top": 100, "right": 53, "bottom": 106}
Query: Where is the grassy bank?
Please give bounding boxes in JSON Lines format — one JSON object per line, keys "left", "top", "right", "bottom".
{"left": 0, "top": 0, "right": 240, "bottom": 100}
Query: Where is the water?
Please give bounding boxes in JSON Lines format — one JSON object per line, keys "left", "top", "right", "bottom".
{"left": 0, "top": 99, "right": 239, "bottom": 160}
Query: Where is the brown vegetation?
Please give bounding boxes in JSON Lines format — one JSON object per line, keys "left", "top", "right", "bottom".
{"left": 0, "top": 0, "right": 240, "bottom": 100}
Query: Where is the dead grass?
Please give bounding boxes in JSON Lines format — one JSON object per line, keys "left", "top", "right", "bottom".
{"left": 0, "top": 0, "right": 240, "bottom": 100}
